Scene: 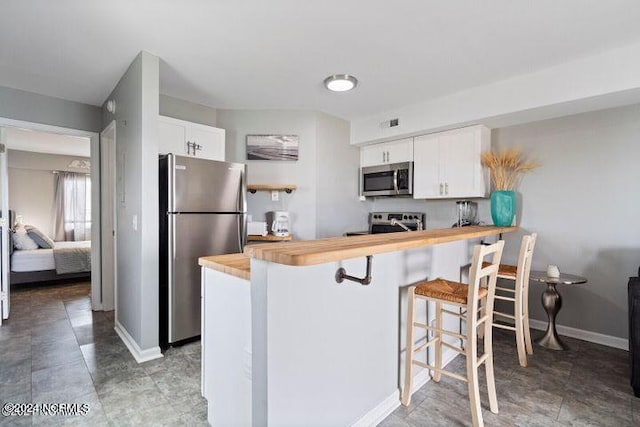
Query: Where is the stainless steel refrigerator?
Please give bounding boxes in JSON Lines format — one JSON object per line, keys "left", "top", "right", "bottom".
{"left": 159, "top": 154, "right": 247, "bottom": 347}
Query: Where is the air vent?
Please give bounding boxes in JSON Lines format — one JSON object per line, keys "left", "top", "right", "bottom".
{"left": 381, "top": 118, "right": 400, "bottom": 128}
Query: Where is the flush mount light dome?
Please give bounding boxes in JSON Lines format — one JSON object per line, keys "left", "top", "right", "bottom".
{"left": 324, "top": 74, "right": 358, "bottom": 92}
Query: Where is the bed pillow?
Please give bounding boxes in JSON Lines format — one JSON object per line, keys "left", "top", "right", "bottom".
{"left": 25, "top": 225, "right": 55, "bottom": 249}
{"left": 12, "top": 226, "right": 39, "bottom": 250}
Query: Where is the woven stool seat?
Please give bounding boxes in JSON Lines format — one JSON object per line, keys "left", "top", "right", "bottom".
{"left": 415, "top": 278, "right": 488, "bottom": 305}
{"left": 482, "top": 262, "right": 518, "bottom": 278}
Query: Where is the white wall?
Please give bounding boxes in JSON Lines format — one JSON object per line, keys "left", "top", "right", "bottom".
{"left": 491, "top": 103, "right": 640, "bottom": 340}
{"left": 102, "top": 51, "right": 160, "bottom": 356}
{"left": 8, "top": 150, "right": 90, "bottom": 237}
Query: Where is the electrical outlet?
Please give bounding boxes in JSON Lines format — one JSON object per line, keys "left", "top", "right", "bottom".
{"left": 271, "top": 191, "right": 279, "bottom": 202}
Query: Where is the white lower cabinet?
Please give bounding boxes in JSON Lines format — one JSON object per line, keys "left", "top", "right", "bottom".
{"left": 159, "top": 115, "right": 225, "bottom": 161}
{"left": 413, "top": 125, "right": 490, "bottom": 199}
{"left": 202, "top": 267, "right": 252, "bottom": 426}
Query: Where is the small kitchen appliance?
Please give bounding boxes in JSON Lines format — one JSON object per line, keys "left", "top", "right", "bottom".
{"left": 266, "top": 211, "right": 290, "bottom": 237}
{"left": 453, "top": 200, "right": 478, "bottom": 227}
{"left": 360, "top": 162, "right": 413, "bottom": 197}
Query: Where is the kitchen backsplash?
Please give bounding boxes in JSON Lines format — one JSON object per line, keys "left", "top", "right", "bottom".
{"left": 366, "top": 197, "right": 491, "bottom": 229}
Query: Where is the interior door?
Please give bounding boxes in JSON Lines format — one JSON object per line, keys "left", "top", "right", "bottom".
{"left": 0, "top": 128, "right": 9, "bottom": 323}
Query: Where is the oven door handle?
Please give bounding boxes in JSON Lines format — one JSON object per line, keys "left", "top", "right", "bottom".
{"left": 393, "top": 169, "right": 399, "bottom": 194}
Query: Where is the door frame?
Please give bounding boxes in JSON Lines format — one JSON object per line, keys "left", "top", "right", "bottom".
{"left": 0, "top": 130, "right": 8, "bottom": 323}
{"left": 0, "top": 117, "right": 102, "bottom": 310}
{"left": 100, "top": 121, "right": 116, "bottom": 312}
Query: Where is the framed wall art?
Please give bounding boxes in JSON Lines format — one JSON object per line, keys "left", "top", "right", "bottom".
{"left": 246, "top": 134, "right": 299, "bottom": 161}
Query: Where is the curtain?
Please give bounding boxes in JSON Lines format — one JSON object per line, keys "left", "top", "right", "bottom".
{"left": 52, "top": 172, "right": 91, "bottom": 241}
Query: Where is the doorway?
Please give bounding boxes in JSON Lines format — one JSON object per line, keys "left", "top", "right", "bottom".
{"left": 0, "top": 118, "right": 102, "bottom": 319}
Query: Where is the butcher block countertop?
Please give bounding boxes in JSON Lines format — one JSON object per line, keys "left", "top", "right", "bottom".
{"left": 243, "top": 225, "right": 516, "bottom": 267}
{"left": 199, "top": 253, "right": 250, "bottom": 280}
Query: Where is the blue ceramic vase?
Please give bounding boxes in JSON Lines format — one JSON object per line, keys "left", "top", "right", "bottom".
{"left": 490, "top": 190, "right": 515, "bottom": 226}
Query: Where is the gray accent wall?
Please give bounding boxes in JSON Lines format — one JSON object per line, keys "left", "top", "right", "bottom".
{"left": 102, "top": 52, "right": 160, "bottom": 352}
{"left": 492, "top": 104, "right": 640, "bottom": 340}
{"left": 217, "top": 109, "right": 368, "bottom": 239}
{"left": 159, "top": 95, "right": 217, "bottom": 127}
{"left": 0, "top": 85, "right": 102, "bottom": 132}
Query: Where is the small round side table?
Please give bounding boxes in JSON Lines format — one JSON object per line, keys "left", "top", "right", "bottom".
{"left": 529, "top": 271, "right": 588, "bottom": 350}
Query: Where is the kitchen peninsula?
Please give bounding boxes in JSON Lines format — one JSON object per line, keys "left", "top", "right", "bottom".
{"left": 199, "top": 226, "right": 515, "bottom": 427}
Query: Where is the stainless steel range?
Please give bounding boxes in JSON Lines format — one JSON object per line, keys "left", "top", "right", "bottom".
{"left": 369, "top": 212, "right": 425, "bottom": 234}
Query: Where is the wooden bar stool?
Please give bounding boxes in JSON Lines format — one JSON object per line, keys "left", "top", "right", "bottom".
{"left": 481, "top": 233, "right": 537, "bottom": 367}
{"left": 401, "top": 241, "right": 504, "bottom": 427}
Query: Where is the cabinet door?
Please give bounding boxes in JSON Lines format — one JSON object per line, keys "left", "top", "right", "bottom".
{"left": 385, "top": 138, "right": 413, "bottom": 163}
{"left": 413, "top": 134, "right": 442, "bottom": 198}
{"left": 159, "top": 119, "right": 188, "bottom": 155}
{"left": 442, "top": 128, "right": 482, "bottom": 198}
{"left": 361, "top": 144, "right": 387, "bottom": 167}
{"left": 188, "top": 125, "right": 225, "bottom": 161}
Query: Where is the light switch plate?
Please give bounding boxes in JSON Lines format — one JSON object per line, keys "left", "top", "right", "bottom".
{"left": 271, "top": 191, "right": 279, "bottom": 202}
{"left": 132, "top": 214, "right": 138, "bottom": 231}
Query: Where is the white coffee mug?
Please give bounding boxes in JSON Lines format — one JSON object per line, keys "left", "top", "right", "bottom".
{"left": 547, "top": 265, "right": 560, "bottom": 278}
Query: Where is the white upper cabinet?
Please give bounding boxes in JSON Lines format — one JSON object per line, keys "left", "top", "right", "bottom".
{"left": 361, "top": 137, "right": 413, "bottom": 167}
{"left": 158, "top": 116, "right": 226, "bottom": 161}
{"left": 413, "top": 125, "right": 490, "bottom": 199}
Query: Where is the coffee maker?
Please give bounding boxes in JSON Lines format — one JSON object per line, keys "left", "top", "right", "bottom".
{"left": 266, "top": 211, "right": 290, "bottom": 237}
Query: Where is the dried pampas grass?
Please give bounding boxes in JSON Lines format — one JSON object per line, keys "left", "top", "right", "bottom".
{"left": 481, "top": 148, "right": 538, "bottom": 191}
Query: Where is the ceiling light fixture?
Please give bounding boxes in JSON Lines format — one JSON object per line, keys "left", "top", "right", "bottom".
{"left": 324, "top": 74, "right": 358, "bottom": 92}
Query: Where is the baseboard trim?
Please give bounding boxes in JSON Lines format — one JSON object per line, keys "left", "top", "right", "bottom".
{"left": 350, "top": 347, "right": 459, "bottom": 427}
{"left": 351, "top": 390, "right": 400, "bottom": 427}
{"left": 114, "top": 321, "right": 163, "bottom": 363}
{"left": 528, "top": 319, "right": 628, "bottom": 351}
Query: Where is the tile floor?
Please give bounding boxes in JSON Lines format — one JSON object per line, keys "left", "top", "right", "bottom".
{"left": 381, "top": 327, "right": 636, "bottom": 426}
{"left": 0, "top": 282, "right": 207, "bottom": 426}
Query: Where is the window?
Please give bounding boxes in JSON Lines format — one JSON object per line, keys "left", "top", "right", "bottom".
{"left": 53, "top": 172, "right": 91, "bottom": 241}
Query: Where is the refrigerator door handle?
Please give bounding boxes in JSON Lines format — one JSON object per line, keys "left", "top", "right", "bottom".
{"left": 168, "top": 154, "right": 176, "bottom": 213}
{"left": 238, "top": 214, "right": 246, "bottom": 251}
{"left": 238, "top": 166, "right": 247, "bottom": 213}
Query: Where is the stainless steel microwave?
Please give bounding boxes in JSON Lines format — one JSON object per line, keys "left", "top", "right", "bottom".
{"left": 360, "top": 161, "right": 414, "bottom": 197}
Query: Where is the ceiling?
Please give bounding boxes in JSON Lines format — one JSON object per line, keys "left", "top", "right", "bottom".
{"left": 5, "top": 128, "right": 90, "bottom": 157}
{"left": 2, "top": 1, "right": 640, "bottom": 120}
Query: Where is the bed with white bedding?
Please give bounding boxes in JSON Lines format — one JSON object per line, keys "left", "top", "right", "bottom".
{"left": 10, "top": 241, "right": 91, "bottom": 284}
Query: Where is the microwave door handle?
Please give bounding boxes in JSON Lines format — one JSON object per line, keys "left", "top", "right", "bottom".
{"left": 393, "top": 169, "right": 399, "bottom": 194}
